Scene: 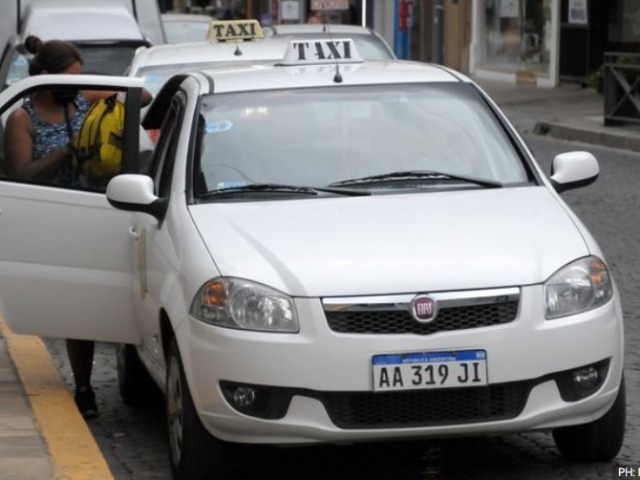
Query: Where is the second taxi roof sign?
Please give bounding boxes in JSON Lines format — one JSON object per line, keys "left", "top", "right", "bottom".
{"left": 207, "top": 20, "right": 265, "bottom": 42}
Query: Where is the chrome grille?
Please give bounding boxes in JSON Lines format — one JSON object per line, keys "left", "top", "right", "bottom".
{"left": 323, "top": 288, "right": 519, "bottom": 335}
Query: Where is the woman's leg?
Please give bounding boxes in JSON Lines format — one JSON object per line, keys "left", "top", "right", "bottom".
{"left": 66, "top": 338, "right": 98, "bottom": 418}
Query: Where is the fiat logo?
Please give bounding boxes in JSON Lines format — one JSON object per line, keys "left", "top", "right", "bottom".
{"left": 411, "top": 295, "right": 438, "bottom": 323}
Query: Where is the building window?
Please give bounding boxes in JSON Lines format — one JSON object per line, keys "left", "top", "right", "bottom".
{"left": 482, "top": 0, "right": 552, "bottom": 74}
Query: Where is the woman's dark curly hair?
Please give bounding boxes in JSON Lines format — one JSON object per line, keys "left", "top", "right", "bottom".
{"left": 25, "top": 35, "right": 84, "bottom": 76}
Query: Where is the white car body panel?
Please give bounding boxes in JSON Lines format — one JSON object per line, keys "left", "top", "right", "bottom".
{"left": 189, "top": 187, "right": 589, "bottom": 296}
{"left": 130, "top": 78, "right": 208, "bottom": 381}
{"left": 0, "top": 183, "right": 140, "bottom": 343}
{"left": 22, "top": 4, "right": 145, "bottom": 41}
{"left": 12, "top": 0, "right": 165, "bottom": 44}
{"left": 191, "top": 60, "right": 461, "bottom": 93}
{"left": 128, "top": 39, "right": 288, "bottom": 76}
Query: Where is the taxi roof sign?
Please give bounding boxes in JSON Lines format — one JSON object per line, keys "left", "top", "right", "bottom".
{"left": 280, "top": 38, "right": 363, "bottom": 66}
{"left": 207, "top": 19, "right": 264, "bottom": 42}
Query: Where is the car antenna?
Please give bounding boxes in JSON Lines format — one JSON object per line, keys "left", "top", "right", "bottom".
{"left": 317, "top": 3, "right": 343, "bottom": 83}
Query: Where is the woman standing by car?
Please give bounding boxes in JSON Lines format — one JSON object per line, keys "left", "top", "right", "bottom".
{"left": 3, "top": 35, "right": 145, "bottom": 418}
{"left": 4, "top": 36, "right": 95, "bottom": 183}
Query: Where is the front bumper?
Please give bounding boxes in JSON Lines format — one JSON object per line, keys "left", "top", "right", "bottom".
{"left": 176, "top": 284, "right": 624, "bottom": 444}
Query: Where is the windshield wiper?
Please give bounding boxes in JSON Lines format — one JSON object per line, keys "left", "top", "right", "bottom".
{"left": 329, "top": 170, "right": 503, "bottom": 189}
{"left": 200, "top": 183, "right": 371, "bottom": 198}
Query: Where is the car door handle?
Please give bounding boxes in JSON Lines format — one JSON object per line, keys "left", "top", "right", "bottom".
{"left": 128, "top": 226, "right": 139, "bottom": 240}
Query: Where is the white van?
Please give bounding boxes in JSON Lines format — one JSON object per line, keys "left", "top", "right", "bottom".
{"left": 0, "top": 0, "right": 166, "bottom": 90}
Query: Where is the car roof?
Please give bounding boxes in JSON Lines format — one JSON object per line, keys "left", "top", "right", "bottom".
{"left": 193, "top": 59, "right": 464, "bottom": 94}
{"left": 21, "top": 3, "right": 145, "bottom": 41}
{"left": 128, "top": 38, "right": 289, "bottom": 74}
{"left": 145, "top": 57, "right": 467, "bottom": 130}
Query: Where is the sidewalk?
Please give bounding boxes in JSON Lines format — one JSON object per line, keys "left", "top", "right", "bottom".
{"left": 0, "top": 77, "right": 638, "bottom": 480}
{"left": 475, "top": 77, "right": 640, "bottom": 152}
{"left": 0, "top": 317, "right": 113, "bottom": 480}
{"left": 0, "top": 328, "right": 52, "bottom": 480}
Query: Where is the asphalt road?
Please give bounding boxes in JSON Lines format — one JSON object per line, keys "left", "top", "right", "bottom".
{"left": 45, "top": 133, "right": 640, "bottom": 480}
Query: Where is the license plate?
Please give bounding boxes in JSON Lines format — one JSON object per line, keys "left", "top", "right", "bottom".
{"left": 372, "top": 350, "right": 488, "bottom": 392}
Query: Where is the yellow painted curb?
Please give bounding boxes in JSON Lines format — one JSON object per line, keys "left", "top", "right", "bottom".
{"left": 0, "top": 316, "right": 114, "bottom": 480}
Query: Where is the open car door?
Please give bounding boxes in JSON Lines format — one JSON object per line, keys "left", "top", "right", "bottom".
{"left": 0, "top": 74, "right": 146, "bottom": 343}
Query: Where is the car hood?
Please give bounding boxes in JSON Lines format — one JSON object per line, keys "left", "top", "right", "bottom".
{"left": 189, "top": 187, "right": 589, "bottom": 297}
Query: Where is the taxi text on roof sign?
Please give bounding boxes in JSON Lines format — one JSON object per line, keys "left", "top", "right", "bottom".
{"left": 207, "top": 19, "right": 264, "bottom": 42}
{"left": 281, "top": 39, "right": 363, "bottom": 66}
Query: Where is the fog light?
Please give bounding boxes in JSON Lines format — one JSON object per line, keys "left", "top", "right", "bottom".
{"left": 572, "top": 367, "right": 599, "bottom": 389}
{"left": 554, "top": 359, "right": 609, "bottom": 402}
{"left": 219, "top": 381, "right": 292, "bottom": 419}
{"left": 233, "top": 386, "right": 256, "bottom": 408}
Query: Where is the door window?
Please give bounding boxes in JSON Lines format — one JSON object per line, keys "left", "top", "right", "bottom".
{"left": 149, "top": 94, "right": 185, "bottom": 198}
{"left": 1, "top": 86, "right": 135, "bottom": 192}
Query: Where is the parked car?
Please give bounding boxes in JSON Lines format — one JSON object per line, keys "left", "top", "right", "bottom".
{"left": 127, "top": 20, "right": 285, "bottom": 97}
{"left": 0, "top": 0, "right": 155, "bottom": 90}
{"left": 0, "top": 38, "right": 625, "bottom": 480}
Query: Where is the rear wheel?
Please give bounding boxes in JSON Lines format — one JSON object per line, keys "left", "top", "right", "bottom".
{"left": 166, "top": 337, "right": 234, "bottom": 480}
{"left": 553, "top": 375, "right": 626, "bottom": 461}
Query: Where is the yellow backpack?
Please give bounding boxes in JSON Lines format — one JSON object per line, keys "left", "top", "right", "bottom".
{"left": 73, "top": 94, "right": 125, "bottom": 181}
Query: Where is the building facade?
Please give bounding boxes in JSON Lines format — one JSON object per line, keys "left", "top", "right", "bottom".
{"left": 163, "top": 0, "right": 640, "bottom": 88}
{"left": 469, "top": 0, "right": 559, "bottom": 86}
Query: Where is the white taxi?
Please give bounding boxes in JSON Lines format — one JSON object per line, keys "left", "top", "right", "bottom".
{"left": 127, "top": 19, "right": 288, "bottom": 97}
{"left": 0, "top": 39, "right": 625, "bottom": 480}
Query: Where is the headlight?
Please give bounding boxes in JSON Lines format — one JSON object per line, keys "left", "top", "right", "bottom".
{"left": 544, "top": 256, "right": 613, "bottom": 319}
{"left": 190, "top": 277, "right": 299, "bottom": 332}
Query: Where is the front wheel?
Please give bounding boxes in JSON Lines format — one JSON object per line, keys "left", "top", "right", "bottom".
{"left": 553, "top": 375, "right": 626, "bottom": 461}
{"left": 166, "top": 337, "right": 234, "bottom": 480}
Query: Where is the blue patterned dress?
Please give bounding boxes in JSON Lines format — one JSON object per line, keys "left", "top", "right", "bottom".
{"left": 22, "top": 94, "right": 90, "bottom": 183}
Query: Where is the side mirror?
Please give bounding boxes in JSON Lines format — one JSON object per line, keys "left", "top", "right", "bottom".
{"left": 106, "top": 174, "right": 166, "bottom": 219}
{"left": 549, "top": 151, "right": 599, "bottom": 193}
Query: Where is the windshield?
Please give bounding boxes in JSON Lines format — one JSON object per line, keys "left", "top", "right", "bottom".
{"left": 5, "top": 43, "right": 145, "bottom": 88}
{"left": 193, "top": 83, "right": 530, "bottom": 199}
{"left": 79, "top": 43, "right": 147, "bottom": 75}
{"left": 163, "top": 20, "right": 211, "bottom": 44}
{"left": 5, "top": 52, "right": 30, "bottom": 88}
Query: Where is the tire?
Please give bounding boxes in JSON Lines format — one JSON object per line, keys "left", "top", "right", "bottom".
{"left": 116, "top": 343, "right": 160, "bottom": 406}
{"left": 166, "top": 337, "right": 234, "bottom": 480}
{"left": 553, "top": 375, "right": 626, "bottom": 461}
